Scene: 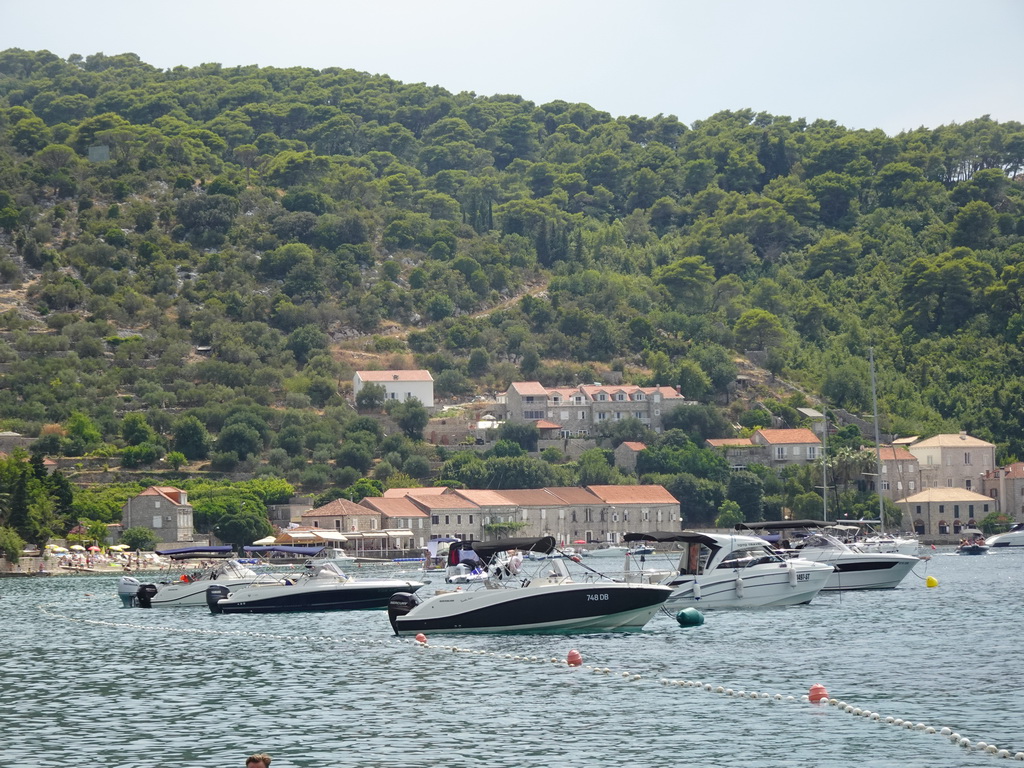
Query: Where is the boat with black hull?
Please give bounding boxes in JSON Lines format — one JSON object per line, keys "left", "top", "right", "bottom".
{"left": 738, "top": 520, "right": 921, "bottom": 590}
{"left": 207, "top": 546, "right": 424, "bottom": 614}
{"left": 387, "top": 536, "right": 673, "bottom": 635}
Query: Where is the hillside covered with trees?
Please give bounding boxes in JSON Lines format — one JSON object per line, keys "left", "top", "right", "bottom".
{"left": 1, "top": 48, "right": 1023, "bottom": 548}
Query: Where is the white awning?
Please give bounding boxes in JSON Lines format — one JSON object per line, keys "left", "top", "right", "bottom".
{"left": 313, "top": 531, "right": 348, "bottom": 542}
{"left": 285, "top": 532, "right": 316, "bottom": 539}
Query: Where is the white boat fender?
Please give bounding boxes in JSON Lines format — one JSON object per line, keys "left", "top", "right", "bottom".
{"left": 692, "top": 581, "right": 701, "bottom": 600}
{"left": 734, "top": 577, "right": 744, "bottom": 597}
{"left": 788, "top": 567, "right": 797, "bottom": 586}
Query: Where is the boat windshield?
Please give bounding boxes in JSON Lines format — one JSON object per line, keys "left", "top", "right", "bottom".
{"left": 718, "top": 545, "right": 784, "bottom": 570}
{"left": 795, "top": 534, "right": 845, "bottom": 550}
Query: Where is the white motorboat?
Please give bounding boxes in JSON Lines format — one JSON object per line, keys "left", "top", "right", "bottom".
{"left": 387, "top": 536, "right": 673, "bottom": 635}
{"left": 207, "top": 553, "right": 424, "bottom": 614}
{"left": 620, "top": 531, "right": 834, "bottom": 609}
{"left": 739, "top": 520, "right": 921, "bottom": 590}
{"left": 843, "top": 520, "right": 920, "bottom": 555}
{"left": 118, "top": 545, "right": 285, "bottom": 608}
{"left": 986, "top": 522, "right": 1024, "bottom": 548}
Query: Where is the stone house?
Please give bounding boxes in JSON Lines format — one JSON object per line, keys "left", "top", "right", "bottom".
{"left": 981, "top": 462, "right": 1024, "bottom": 520}
{"left": 353, "top": 369, "right": 434, "bottom": 408}
{"left": 501, "top": 381, "right": 690, "bottom": 435}
{"left": 751, "top": 428, "right": 822, "bottom": 465}
{"left": 358, "top": 496, "right": 431, "bottom": 548}
{"left": 871, "top": 445, "right": 920, "bottom": 504}
{"left": 908, "top": 432, "right": 996, "bottom": 494}
{"left": 121, "top": 486, "right": 195, "bottom": 546}
{"left": 613, "top": 441, "right": 646, "bottom": 474}
{"left": 896, "top": 487, "right": 995, "bottom": 540}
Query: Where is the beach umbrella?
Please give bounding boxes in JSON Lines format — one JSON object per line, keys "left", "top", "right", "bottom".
{"left": 87, "top": 545, "right": 101, "bottom": 552}
{"left": 69, "top": 544, "right": 86, "bottom": 551}
{"left": 109, "top": 544, "right": 129, "bottom": 551}
{"left": 252, "top": 535, "right": 278, "bottom": 546}
{"left": 49, "top": 546, "right": 68, "bottom": 553}
{"left": 573, "top": 539, "right": 587, "bottom": 544}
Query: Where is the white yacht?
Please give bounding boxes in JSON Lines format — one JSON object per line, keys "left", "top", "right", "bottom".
{"left": 620, "top": 531, "right": 834, "bottom": 609}
{"left": 844, "top": 520, "right": 920, "bottom": 555}
{"left": 739, "top": 520, "right": 921, "bottom": 591}
{"left": 986, "top": 522, "right": 1024, "bottom": 548}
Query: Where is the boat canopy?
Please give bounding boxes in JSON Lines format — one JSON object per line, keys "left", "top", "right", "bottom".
{"left": 624, "top": 530, "right": 720, "bottom": 547}
{"left": 736, "top": 520, "right": 830, "bottom": 532}
{"left": 243, "top": 545, "right": 327, "bottom": 556}
{"left": 471, "top": 536, "right": 555, "bottom": 562}
{"left": 155, "top": 545, "right": 235, "bottom": 559}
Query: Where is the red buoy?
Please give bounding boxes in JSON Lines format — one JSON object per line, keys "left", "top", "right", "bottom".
{"left": 415, "top": 633, "right": 427, "bottom": 644}
{"left": 566, "top": 649, "right": 583, "bottom": 667}
{"left": 808, "top": 683, "right": 828, "bottom": 703}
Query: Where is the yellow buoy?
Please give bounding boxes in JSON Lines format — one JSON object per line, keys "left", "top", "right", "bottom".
{"left": 926, "top": 575, "right": 939, "bottom": 588}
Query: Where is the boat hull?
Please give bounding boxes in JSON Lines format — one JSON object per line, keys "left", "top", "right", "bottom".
{"left": 209, "top": 579, "right": 424, "bottom": 614}
{"left": 389, "top": 582, "right": 672, "bottom": 635}
{"left": 815, "top": 555, "right": 919, "bottom": 590}
{"left": 986, "top": 532, "right": 1024, "bottom": 548}
{"left": 956, "top": 545, "right": 990, "bottom": 555}
{"left": 663, "top": 563, "right": 833, "bottom": 609}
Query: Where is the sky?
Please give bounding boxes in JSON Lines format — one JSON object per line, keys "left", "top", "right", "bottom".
{"left": 3, "top": 0, "right": 1023, "bottom": 136}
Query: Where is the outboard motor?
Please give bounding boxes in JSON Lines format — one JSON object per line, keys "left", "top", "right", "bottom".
{"left": 136, "top": 583, "right": 159, "bottom": 609}
{"left": 206, "top": 584, "right": 231, "bottom": 614}
{"left": 387, "top": 592, "right": 420, "bottom": 634}
{"left": 118, "top": 575, "right": 142, "bottom": 608}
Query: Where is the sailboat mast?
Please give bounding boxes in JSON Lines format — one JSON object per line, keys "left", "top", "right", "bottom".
{"left": 822, "top": 402, "right": 828, "bottom": 522}
{"left": 869, "top": 348, "right": 885, "bottom": 534}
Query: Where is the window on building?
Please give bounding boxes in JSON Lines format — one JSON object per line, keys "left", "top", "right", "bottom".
{"left": 444, "top": 515, "right": 450, "bottom": 525}
{"left": 456, "top": 515, "right": 462, "bottom": 524}
{"left": 964, "top": 452, "right": 971, "bottom": 465}
{"left": 947, "top": 478, "right": 953, "bottom": 487}
{"left": 807, "top": 446, "right": 817, "bottom": 460}
{"left": 432, "top": 515, "right": 439, "bottom": 525}
{"left": 635, "top": 393, "right": 644, "bottom": 401}
{"left": 469, "top": 515, "right": 473, "bottom": 524}
{"left": 881, "top": 479, "right": 890, "bottom": 491}
{"left": 966, "top": 479, "right": 972, "bottom": 491}
{"left": 909, "top": 481, "right": 915, "bottom": 491}
{"left": 776, "top": 446, "right": 786, "bottom": 460}
{"left": 524, "top": 410, "right": 545, "bottom": 419}
{"left": 953, "top": 506, "right": 960, "bottom": 519}
{"left": 597, "top": 413, "right": 607, "bottom": 421}
{"left": 984, "top": 504, "right": 990, "bottom": 513}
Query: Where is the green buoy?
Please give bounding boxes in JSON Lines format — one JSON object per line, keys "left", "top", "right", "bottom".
{"left": 676, "top": 607, "right": 705, "bottom": 627}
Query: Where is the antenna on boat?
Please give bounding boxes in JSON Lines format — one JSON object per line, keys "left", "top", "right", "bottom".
{"left": 869, "top": 348, "right": 885, "bottom": 535}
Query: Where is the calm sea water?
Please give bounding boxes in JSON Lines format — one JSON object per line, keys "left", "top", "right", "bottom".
{"left": 1, "top": 550, "right": 1021, "bottom": 768}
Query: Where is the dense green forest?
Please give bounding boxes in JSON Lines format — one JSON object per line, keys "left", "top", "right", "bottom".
{"left": 0, "top": 48, "right": 1023, "bottom": 548}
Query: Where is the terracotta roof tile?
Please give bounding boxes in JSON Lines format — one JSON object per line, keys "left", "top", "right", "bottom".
{"left": 359, "top": 497, "right": 428, "bottom": 517}
{"left": 755, "top": 428, "right": 821, "bottom": 445}
{"left": 911, "top": 433, "right": 995, "bottom": 449}
{"left": 620, "top": 442, "right": 647, "bottom": 451}
{"left": 510, "top": 381, "right": 550, "bottom": 396}
{"left": 356, "top": 369, "right": 433, "bottom": 382}
{"left": 585, "top": 484, "right": 678, "bottom": 504}
{"left": 452, "top": 489, "right": 517, "bottom": 506}
{"left": 302, "top": 498, "right": 371, "bottom": 517}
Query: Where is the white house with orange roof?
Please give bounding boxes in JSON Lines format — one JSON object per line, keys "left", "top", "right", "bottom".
{"left": 353, "top": 369, "right": 434, "bottom": 408}
{"left": 502, "top": 381, "right": 690, "bottom": 435}
{"left": 120, "top": 486, "right": 196, "bottom": 545}
{"left": 908, "top": 432, "right": 995, "bottom": 494}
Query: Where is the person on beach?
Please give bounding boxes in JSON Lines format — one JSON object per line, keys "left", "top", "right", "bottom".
{"left": 246, "top": 753, "right": 271, "bottom": 768}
